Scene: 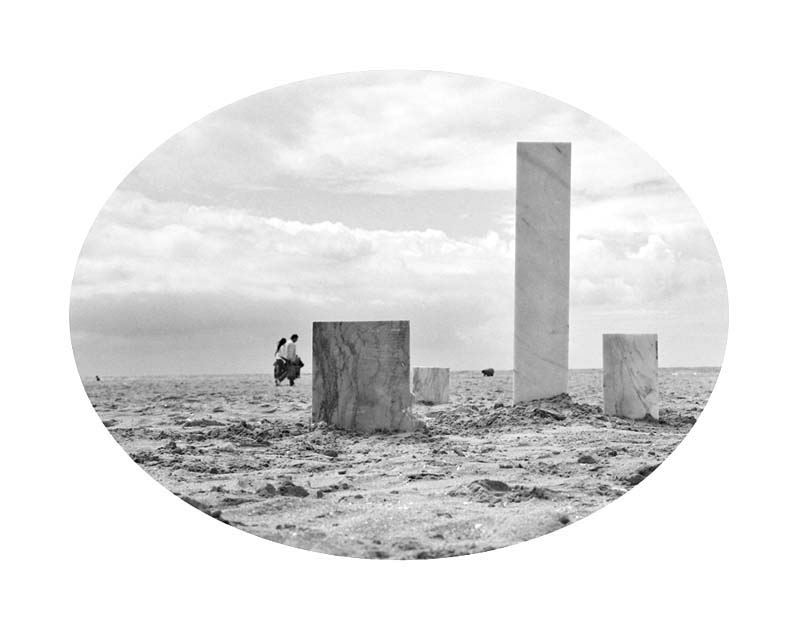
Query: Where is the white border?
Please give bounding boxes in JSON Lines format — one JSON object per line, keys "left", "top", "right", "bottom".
{"left": 4, "top": 2, "right": 797, "bottom": 628}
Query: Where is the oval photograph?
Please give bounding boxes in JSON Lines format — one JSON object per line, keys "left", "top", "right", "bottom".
{"left": 70, "top": 71, "right": 727, "bottom": 559}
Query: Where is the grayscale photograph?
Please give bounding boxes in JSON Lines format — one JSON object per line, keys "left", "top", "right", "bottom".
{"left": 70, "top": 70, "right": 728, "bottom": 559}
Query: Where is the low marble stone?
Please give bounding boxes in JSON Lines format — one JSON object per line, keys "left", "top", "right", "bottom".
{"left": 514, "top": 142, "right": 571, "bottom": 403}
{"left": 412, "top": 367, "right": 450, "bottom": 404}
{"left": 312, "top": 321, "right": 413, "bottom": 432}
{"left": 603, "top": 334, "right": 659, "bottom": 420}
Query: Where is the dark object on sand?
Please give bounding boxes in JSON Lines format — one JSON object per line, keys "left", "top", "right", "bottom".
{"left": 256, "top": 483, "right": 277, "bottom": 497}
{"left": 275, "top": 357, "right": 305, "bottom": 386}
{"left": 625, "top": 463, "right": 660, "bottom": 486}
{"left": 180, "top": 495, "right": 230, "bottom": 524}
{"left": 278, "top": 480, "right": 309, "bottom": 497}
{"left": 95, "top": 375, "right": 101, "bottom": 381}
{"left": 471, "top": 479, "right": 511, "bottom": 492}
{"left": 534, "top": 407, "right": 567, "bottom": 421}
{"left": 481, "top": 368, "right": 495, "bottom": 377}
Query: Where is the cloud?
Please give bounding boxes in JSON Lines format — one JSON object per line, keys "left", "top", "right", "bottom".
{"left": 119, "top": 71, "right": 679, "bottom": 200}
{"left": 70, "top": 71, "right": 727, "bottom": 373}
{"left": 72, "top": 191, "right": 514, "bottom": 338}
{"left": 72, "top": 184, "right": 725, "bottom": 373}
{"left": 71, "top": 193, "right": 518, "bottom": 373}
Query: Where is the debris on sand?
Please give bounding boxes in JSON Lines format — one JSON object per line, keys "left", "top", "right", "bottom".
{"left": 518, "top": 486, "right": 557, "bottom": 500}
{"left": 158, "top": 440, "right": 185, "bottom": 454}
{"left": 624, "top": 463, "right": 660, "bottom": 486}
{"left": 470, "top": 479, "right": 512, "bottom": 492}
{"left": 408, "top": 471, "right": 447, "bottom": 481}
{"left": 316, "top": 482, "right": 350, "bottom": 495}
{"left": 256, "top": 483, "right": 278, "bottom": 497}
{"left": 448, "top": 479, "right": 557, "bottom": 505}
{"left": 91, "top": 369, "right": 712, "bottom": 559}
{"left": 534, "top": 408, "right": 567, "bottom": 421}
{"left": 130, "top": 450, "right": 160, "bottom": 465}
{"left": 278, "top": 480, "right": 309, "bottom": 497}
{"left": 183, "top": 418, "right": 225, "bottom": 428}
{"left": 180, "top": 495, "right": 230, "bottom": 524}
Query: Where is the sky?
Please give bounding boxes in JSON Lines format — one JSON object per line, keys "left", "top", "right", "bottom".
{"left": 70, "top": 71, "right": 728, "bottom": 376}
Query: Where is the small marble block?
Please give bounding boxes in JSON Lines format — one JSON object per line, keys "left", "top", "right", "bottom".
{"left": 603, "top": 334, "right": 659, "bottom": 420}
{"left": 412, "top": 367, "right": 450, "bottom": 404}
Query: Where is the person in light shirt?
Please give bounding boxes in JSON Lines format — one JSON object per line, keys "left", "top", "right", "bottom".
{"left": 284, "top": 333, "right": 303, "bottom": 386}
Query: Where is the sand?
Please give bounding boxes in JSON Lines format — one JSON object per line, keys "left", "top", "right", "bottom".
{"left": 84, "top": 368, "right": 717, "bottom": 559}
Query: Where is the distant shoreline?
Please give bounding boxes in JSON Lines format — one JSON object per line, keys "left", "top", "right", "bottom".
{"left": 82, "top": 366, "right": 722, "bottom": 380}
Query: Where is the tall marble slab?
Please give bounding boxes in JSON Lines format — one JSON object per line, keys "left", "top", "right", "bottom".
{"left": 603, "top": 334, "right": 659, "bottom": 420}
{"left": 412, "top": 367, "right": 450, "bottom": 404}
{"left": 513, "top": 142, "right": 571, "bottom": 403}
{"left": 312, "top": 321, "right": 413, "bottom": 432}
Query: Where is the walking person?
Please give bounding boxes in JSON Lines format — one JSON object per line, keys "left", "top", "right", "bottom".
{"left": 284, "top": 333, "right": 304, "bottom": 386}
{"left": 273, "top": 337, "right": 289, "bottom": 386}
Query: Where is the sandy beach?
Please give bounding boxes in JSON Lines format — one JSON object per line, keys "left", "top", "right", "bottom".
{"left": 83, "top": 368, "right": 716, "bottom": 559}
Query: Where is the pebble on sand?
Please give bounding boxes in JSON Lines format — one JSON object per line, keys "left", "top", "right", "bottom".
{"left": 256, "top": 483, "right": 277, "bottom": 497}
{"left": 278, "top": 481, "right": 310, "bottom": 498}
{"left": 624, "top": 463, "right": 660, "bottom": 486}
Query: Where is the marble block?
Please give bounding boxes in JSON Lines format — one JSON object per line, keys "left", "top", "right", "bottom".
{"left": 312, "top": 321, "right": 413, "bottom": 432}
{"left": 603, "top": 334, "right": 659, "bottom": 420}
{"left": 412, "top": 367, "right": 450, "bottom": 404}
{"left": 513, "top": 142, "right": 571, "bottom": 403}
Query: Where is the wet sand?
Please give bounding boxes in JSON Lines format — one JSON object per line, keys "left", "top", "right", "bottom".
{"left": 84, "top": 369, "right": 717, "bottom": 559}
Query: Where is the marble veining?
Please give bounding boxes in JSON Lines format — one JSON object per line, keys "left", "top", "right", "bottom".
{"left": 412, "top": 367, "right": 450, "bottom": 404}
{"left": 513, "top": 142, "right": 571, "bottom": 403}
{"left": 312, "top": 321, "right": 413, "bottom": 432}
{"left": 603, "top": 334, "right": 659, "bottom": 420}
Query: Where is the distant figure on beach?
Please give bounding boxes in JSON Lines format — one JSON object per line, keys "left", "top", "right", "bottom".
{"left": 284, "top": 334, "right": 304, "bottom": 386}
{"left": 273, "top": 337, "right": 288, "bottom": 386}
{"left": 95, "top": 375, "right": 101, "bottom": 382}
{"left": 273, "top": 334, "right": 304, "bottom": 386}
{"left": 481, "top": 368, "right": 495, "bottom": 377}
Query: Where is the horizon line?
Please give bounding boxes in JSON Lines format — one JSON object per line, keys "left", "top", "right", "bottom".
{"left": 81, "top": 365, "right": 723, "bottom": 380}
